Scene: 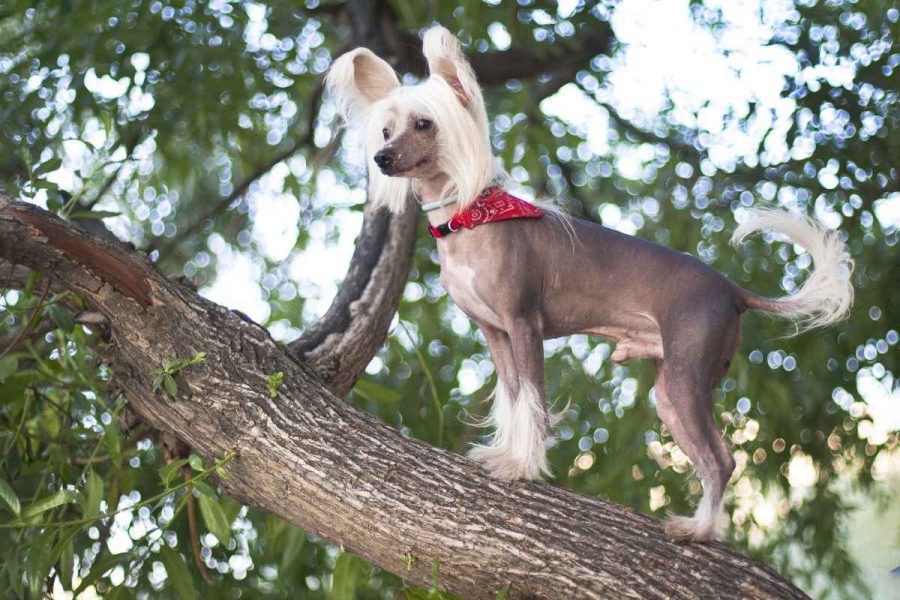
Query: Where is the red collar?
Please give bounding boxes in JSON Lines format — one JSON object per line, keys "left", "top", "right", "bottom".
{"left": 427, "top": 187, "right": 545, "bottom": 238}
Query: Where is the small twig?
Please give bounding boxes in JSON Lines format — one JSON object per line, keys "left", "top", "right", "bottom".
{"left": 70, "top": 454, "right": 110, "bottom": 466}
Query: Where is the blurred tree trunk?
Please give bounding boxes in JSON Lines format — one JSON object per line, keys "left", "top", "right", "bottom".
{"left": 0, "top": 198, "right": 809, "bottom": 600}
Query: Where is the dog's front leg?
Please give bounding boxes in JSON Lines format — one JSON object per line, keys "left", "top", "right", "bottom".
{"left": 469, "top": 319, "right": 552, "bottom": 481}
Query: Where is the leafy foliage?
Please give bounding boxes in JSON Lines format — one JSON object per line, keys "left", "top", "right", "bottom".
{"left": 1, "top": 1, "right": 897, "bottom": 599}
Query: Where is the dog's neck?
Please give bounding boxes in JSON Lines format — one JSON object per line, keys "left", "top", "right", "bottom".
{"left": 415, "top": 174, "right": 461, "bottom": 227}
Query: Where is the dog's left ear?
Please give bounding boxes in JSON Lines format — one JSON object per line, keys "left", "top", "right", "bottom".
{"left": 326, "top": 48, "right": 400, "bottom": 121}
{"left": 422, "top": 26, "right": 479, "bottom": 108}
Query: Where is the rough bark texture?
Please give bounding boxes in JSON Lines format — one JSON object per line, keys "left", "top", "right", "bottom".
{"left": 289, "top": 198, "right": 418, "bottom": 396}
{"left": 0, "top": 197, "right": 809, "bottom": 599}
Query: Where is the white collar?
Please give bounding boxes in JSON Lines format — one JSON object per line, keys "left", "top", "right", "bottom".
{"left": 419, "top": 195, "right": 459, "bottom": 213}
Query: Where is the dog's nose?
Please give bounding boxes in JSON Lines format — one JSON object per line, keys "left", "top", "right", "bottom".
{"left": 373, "top": 149, "right": 394, "bottom": 170}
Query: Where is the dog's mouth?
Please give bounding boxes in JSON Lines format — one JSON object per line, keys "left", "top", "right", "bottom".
{"left": 380, "top": 157, "right": 429, "bottom": 176}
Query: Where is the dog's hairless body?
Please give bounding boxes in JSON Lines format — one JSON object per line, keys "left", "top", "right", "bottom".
{"left": 327, "top": 26, "right": 854, "bottom": 542}
{"left": 420, "top": 176, "right": 743, "bottom": 539}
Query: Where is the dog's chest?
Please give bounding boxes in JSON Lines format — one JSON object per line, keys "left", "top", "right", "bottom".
{"left": 438, "top": 254, "right": 503, "bottom": 328}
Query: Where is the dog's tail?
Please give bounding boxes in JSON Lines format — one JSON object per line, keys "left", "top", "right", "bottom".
{"left": 732, "top": 208, "right": 854, "bottom": 334}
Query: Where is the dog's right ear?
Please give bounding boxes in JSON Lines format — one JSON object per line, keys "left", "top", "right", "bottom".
{"left": 422, "top": 26, "right": 480, "bottom": 108}
{"left": 326, "top": 48, "right": 400, "bottom": 120}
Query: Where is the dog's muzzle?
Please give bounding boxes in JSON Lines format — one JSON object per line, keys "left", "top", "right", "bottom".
{"left": 374, "top": 149, "right": 393, "bottom": 173}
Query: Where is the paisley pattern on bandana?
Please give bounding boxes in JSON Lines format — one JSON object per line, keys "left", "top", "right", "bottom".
{"left": 428, "top": 187, "right": 544, "bottom": 238}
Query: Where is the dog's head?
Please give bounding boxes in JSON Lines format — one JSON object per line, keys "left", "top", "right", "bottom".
{"left": 326, "top": 26, "right": 497, "bottom": 213}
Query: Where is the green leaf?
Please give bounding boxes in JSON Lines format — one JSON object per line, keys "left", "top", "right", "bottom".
{"left": 33, "top": 157, "right": 62, "bottom": 177}
{"left": 39, "top": 405, "right": 61, "bottom": 438}
{"left": 81, "top": 469, "right": 104, "bottom": 517}
{"left": 0, "top": 356, "right": 18, "bottom": 383}
{"left": 106, "top": 422, "right": 122, "bottom": 464}
{"left": 46, "top": 304, "right": 75, "bottom": 332}
{"left": 0, "top": 477, "right": 21, "bottom": 516}
{"left": 26, "top": 531, "right": 56, "bottom": 599}
{"left": 331, "top": 552, "right": 366, "bottom": 600}
{"left": 163, "top": 373, "right": 178, "bottom": 397}
{"left": 267, "top": 371, "right": 283, "bottom": 399}
{"left": 190, "top": 480, "right": 216, "bottom": 497}
{"left": 159, "top": 546, "right": 197, "bottom": 600}
{"left": 167, "top": 352, "right": 207, "bottom": 373}
{"left": 22, "top": 490, "right": 77, "bottom": 520}
{"left": 353, "top": 379, "right": 402, "bottom": 403}
{"left": 58, "top": 537, "right": 74, "bottom": 590}
{"left": 188, "top": 453, "right": 204, "bottom": 472}
{"left": 3, "top": 555, "right": 23, "bottom": 596}
{"left": 68, "top": 210, "right": 122, "bottom": 220}
{"left": 494, "top": 584, "right": 511, "bottom": 600}
{"left": 198, "top": 494, "right": 232, "bottom": 546}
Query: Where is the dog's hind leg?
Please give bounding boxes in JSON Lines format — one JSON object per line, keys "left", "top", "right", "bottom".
{"left": 469, "top": 320, "right": 551, "bottom": 481}
{"left": 655, "top": 317, "right": 739, "bottom": 542}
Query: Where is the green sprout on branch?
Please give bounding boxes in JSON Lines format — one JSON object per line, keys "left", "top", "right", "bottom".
{"left": 266, "top": 371, "right": 284, "bottom": 399}
{"left": 150, "top": 352, "right": 207, "bottom": 398}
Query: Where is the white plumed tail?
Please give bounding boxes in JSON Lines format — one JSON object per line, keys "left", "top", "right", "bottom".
{"left": 731, "top": 208, "right": 854, "bottom": 333}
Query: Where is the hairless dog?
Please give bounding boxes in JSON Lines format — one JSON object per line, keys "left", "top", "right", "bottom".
{"left": 326, "top": 26, "right": 854, "bottom": 542}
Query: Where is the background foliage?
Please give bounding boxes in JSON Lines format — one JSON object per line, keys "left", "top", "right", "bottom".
{"left": 1, "top": 1, "right": 897, "bottom": 598}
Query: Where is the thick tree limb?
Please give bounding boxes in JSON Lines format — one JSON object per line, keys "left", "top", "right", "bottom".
{"left": 0, "top": 197, "right": 808, "bottom": 599}
{"left": 289, "top": 198, "right": 418, "bottom": 396}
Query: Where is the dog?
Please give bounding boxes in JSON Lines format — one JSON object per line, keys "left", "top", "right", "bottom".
{"left": 325, "top": 26, "right": 854, "bottom": 542}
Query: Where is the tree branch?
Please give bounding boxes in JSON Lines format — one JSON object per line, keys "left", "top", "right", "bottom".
{"left": 0, "top": 196, "right": 809, "bottom": 599}
{"left": 289, "top": 198, "right": 418, "bottom": 396}
{"left": 380, "top": 16, "right": 614, "bottom": 86}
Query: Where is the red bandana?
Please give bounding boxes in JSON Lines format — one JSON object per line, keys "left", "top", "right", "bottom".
{"left": 427, "top": 187, "right": 545, "bottom": 238}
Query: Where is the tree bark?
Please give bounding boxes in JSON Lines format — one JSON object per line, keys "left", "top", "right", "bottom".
{"left": 289, "top": 197, "right": 418, "bottom": 396}
{"left": 0, "top": 197, "right": 808, "bottom": 599}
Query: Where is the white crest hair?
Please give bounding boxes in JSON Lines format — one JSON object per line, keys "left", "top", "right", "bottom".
{"left": 325, "top": 26, "right": 498, "bottom": 213}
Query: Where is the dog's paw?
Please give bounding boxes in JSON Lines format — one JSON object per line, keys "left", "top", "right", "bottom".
{"left": 468, "top": 445, "right": 548, "bottom": 482}
{"left": 664, "top": 513, "right": 718, "bottom": 543}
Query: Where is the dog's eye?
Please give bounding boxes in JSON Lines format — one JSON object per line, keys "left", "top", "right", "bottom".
{"left": 382, "top": 128, "right": 390, "bottom": 140}
{"left": 414, "top": 119, "right": 432, "bottom": 132}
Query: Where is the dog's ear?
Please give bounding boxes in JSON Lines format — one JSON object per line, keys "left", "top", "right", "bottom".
{"left": 422, "top": 26, "right": 479, "bottom": 108}
{"left": 326, "top": 48, "right": 400, "bottom": 120}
